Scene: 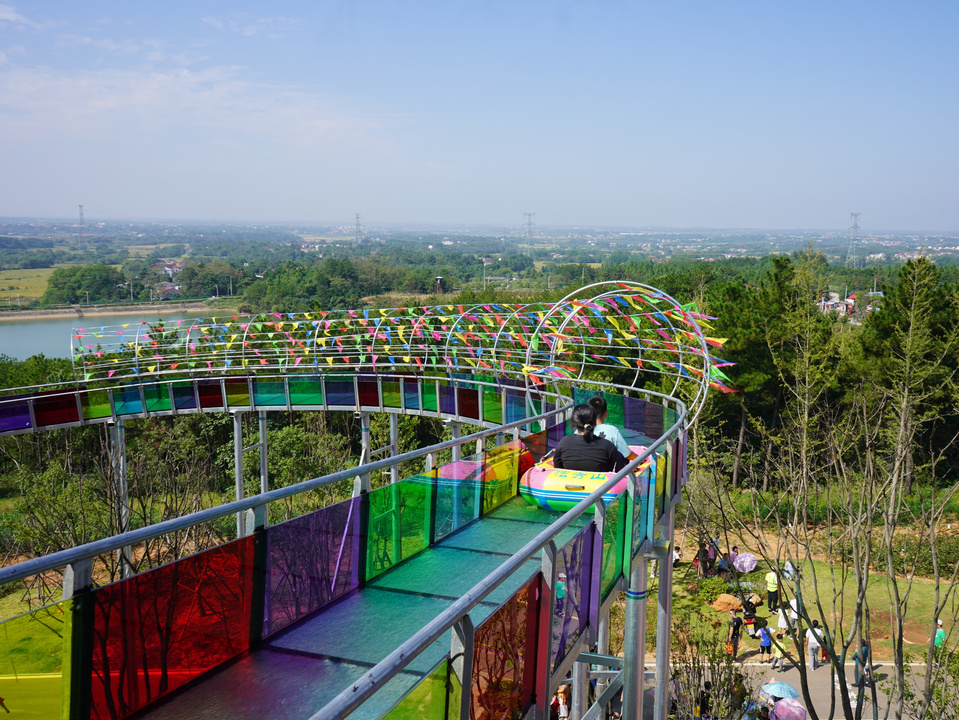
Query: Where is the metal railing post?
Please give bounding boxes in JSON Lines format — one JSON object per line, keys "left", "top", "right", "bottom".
{"left": 354, "top": 412, "right": 371, "bottom": 496}
{"left": 653, "top": 502, "right": 677, "bottom": 720}
{"left": 109, "top": 420, "right": 132, "bottom": 577}
{"left": 389, "top": 412, "right": 400, "bottom": 484}
{"left": 64, "top": 558, "right": 94, "bottom": 720}
{"left": 539, "top": 540, "right": 558, "bottom": 719}
{"left": 451, "top": 615, "right": 475, "bottom": 720}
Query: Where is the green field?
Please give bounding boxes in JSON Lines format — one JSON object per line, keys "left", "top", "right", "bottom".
{"left": 0, "top": 269, "right": 57, "bottom": 302}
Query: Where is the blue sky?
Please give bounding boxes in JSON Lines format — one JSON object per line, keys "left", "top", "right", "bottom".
{"left": 1, "top": 1, "right": 957, "bottom": 231}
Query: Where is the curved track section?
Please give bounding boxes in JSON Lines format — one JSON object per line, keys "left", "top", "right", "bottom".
{"left": 0, "top": 281, "right": 728, "bottom": 720}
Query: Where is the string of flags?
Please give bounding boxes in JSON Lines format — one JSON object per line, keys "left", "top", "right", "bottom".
{"left": 69, "top": 286, "right": 734, "bottom": 394}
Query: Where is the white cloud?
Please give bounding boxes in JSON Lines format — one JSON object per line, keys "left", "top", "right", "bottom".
{"left": 201, "top": 13, "right": 299, "bottom": 38}
{"left": 0, "top": 4, "right": 43, "bottom": 29}
{"left": 0, "top": 63, "right": 395, "bottom": 154}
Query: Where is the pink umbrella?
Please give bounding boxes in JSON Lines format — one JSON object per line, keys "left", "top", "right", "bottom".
{"left": 774, "top": 697, "right": 806, "bottom": 720}
{"left": 732, "top": 551, "right": 757, "bottom": 572}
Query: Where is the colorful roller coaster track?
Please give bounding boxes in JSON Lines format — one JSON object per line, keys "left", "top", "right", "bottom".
{"left": 0, "top": 282, "right": 727, "bottom": 720}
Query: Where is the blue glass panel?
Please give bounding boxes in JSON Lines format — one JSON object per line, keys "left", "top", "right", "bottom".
{"left": 325, "top": 381, "right": 355, "bottom": 407}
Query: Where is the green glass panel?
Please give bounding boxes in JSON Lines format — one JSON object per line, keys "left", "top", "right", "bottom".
{"left": 603, "top": 392, "right": 625, "bottom": 428}
{"left": 288, "top": 377, "right": 323, "bottom": 405}
{"left": 380, "top": 659, "right": 449, "bottom": 720}
{"left": 382, "top": 381, "right": 402, "bottom": 408}
{"left": 366, "top": 476, "right": 433, "bottom": 582}
{"left": 143, "top": 383, "right": 172, "bottom": 412}
{"left": 81, "top": 390, "right": 112, "bottom": 420}
{"left": 601, "top": 495, "right": 625, "bottom": 599}
{"left": 225, "top": 381, "right": 251, "bottom": 408}
{"left": 481, "top": 387, "right": 502, "bottom": 424}
{"left": 253, "top": 380, "right": 286, "bottom": 406}
{"left": 656, "top": 447, "right": 669, "bottom": 528}
{"left": 0, "top": 600, "right": 70, "bottom": 719}
{"left": 482, "top": 442, "right": 520, "bottom": 514}
{"left": 448, "top": 660, "right": 462, "bottom": 720}
{"left": 422, "top": 383, "right": 438, "bottom": 412}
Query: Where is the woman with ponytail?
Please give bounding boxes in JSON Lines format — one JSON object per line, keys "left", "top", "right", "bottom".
{"left": 552, "top": 403, "right": 627, "bottom": 473}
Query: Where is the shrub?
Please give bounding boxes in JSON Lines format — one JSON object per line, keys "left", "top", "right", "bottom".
{"left": 697, "top": 576, "right": 728, "bottom": 604}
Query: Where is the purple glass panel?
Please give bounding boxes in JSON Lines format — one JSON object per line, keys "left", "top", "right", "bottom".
{"left": 439, "top": 383, "right": 455, "bottom": 415}
{"left": 644, "top": 401, "right": 664, "bottom": 439}
{"left": 325, "top": 380, "right": 355, "bottom": 407}
{"left": 33, "top": 390, "right": 80, "bottom": 426}
{"left": 552, "top": 525, "right": 593, "bottom": 670}
{"left": 622, "top": 395, "right": 647, "bottom": 436}
{"left": 171, "top": 382, "right": 197, "bottom": 410}
{"left": 90, "top": 536, "right": 255, "bottom": 720}
{"left": 0, "top": 394, "right": 31, "bottom": 432}
{"left": 264, "top": 496, "right": 361, "bottom": 637}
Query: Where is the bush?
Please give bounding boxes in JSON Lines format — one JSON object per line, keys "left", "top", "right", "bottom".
{"left": 697, "top": 576, "right": 728, "bottom": 604}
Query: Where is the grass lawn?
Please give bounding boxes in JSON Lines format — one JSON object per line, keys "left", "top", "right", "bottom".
{"left": 664, "top": 556, "right": 949, "bottom": 661}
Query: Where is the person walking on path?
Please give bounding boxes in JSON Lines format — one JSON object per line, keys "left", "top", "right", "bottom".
{"left": 771, "top": 633, "right": 786, "bottom": 670}
{"left": 805, "top": 620, "right": 824, "bottom": 670}
{"left": 728, "top": 609, "right": 744, "bottom": 660}
{"left": 765, "top": 568, "right": 779, "bottom": 612}
{"left": 935, "top": 618, "right": 945, "bottom": 649}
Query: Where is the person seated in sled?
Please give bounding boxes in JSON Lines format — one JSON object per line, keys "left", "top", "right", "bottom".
{"left": 588, "top": 395, "right": 639, "bottom": 463}
{"left": 553, "top": 403, "right": 628, "bottom": 473}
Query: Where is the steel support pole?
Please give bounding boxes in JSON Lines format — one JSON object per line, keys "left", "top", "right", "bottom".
{"left": 234, "top": 412, "right": 245, "bottom": 537}
{"left": 654, "top": 504, "right": 676, "bottom": 720}
{"left": 622, "top": 556, "right": 649, "bottom": 720}
{"left": 572, "top": 658, "right": 588, "bottom": 720}
{"left": 354, "top": 412, "right": 371, "bottom": 496}
{"left": 109, "top": 421, "right": 131, "bottom": 577}
{"left": 258, "top": 411, "right": 269, "bottom": 528}
{"left": 389, "top": 412, "right": 400, "bottom": 484}
{"left": 450, "top": 421, "right": 462, "bottom": 462}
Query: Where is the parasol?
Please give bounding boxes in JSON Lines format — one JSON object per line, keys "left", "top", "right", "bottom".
{"left": 774, "top": 697, "right": 806, "bottom": 720}
{"left": 761, "top": 681, "right": 800, "bottom": 700}
{"left": 733, "top": 552, "right": 758, "bottom": 572}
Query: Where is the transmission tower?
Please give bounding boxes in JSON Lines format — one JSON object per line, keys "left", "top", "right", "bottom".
{"left": 524, "top": 212, "right": 535, "bottom": 255}
{"left": 78, "top": 204, "right": 84, "bottom": 227}
{"left": 354, "top": 213, "right": 362, "bottom": 244}
{"left": 845, "top": 212, "right": 861, "bottom": 268}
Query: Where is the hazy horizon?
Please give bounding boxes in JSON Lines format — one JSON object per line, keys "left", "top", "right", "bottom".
{"left": 2, "top": 2, "right": 958, "bottom": 232}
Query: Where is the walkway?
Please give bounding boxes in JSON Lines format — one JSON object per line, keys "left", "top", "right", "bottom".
{"left": 139, "top": 498, "right": 589, "bottom": 720}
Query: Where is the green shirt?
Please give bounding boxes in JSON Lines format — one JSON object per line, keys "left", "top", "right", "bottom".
{"left": 935, "top": 628, "right": 945, "bottom": 648}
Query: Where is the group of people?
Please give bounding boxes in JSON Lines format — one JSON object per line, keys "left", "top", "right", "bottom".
{"left": 694, "top": 539, "right": 742, "bottom": 579}
{"left": 551, "top": 396, "right": 636, "bottom": 473}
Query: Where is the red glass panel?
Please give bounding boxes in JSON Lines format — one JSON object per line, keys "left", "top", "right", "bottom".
{"left": 358, "top": 379, "right": 380, "bottom": 407}
{"left": 196, "top": 380, "right": 224, "bottom": 409}
{"left": 457, "top": 387, "right": 480, "bottom": 420}
{"left": 89, "top": 536, "right": 256, "bottom": 720}
{"left": 33, "top": 390, "right": 80, "bottom": 426}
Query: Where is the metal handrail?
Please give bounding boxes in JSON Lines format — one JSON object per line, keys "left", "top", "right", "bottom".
{"left": 310, "top": 402, "right": 688, "bottom": 720}
{"left": 0, "top": 400, "right": 571, "bottom": 587}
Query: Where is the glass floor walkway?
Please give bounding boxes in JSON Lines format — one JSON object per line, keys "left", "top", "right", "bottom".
{"left": 138, "top": 497, "right": 589, "bottom": 720}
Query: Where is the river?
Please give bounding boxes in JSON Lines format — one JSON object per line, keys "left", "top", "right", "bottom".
{"left": 0, "top": 310, "right": 215, "bottom": 361}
